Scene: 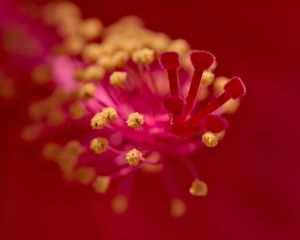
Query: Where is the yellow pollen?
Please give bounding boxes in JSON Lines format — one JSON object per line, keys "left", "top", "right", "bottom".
{"left": 132, "top": 48, "right": 155, "bottom": 65}
{"left": 221, "top": 99, "right": 240, "bottom": 114}
{"left": 42, "top": 143, "right": 61, "bottom": 161}
{"left": 112, "top": 51, "right": 130, "bottom": 67}
{"left": 111, "top": 195, "right": 128, "bottom": 214}
{"left": 202, "top": 132, "right": 218, "bottom": 148}
{"left": 82, "top": 43, "right": 103, "bottom": 63}
{"left": 147, "top": 33, "right": 171, "bottom": 53}
{"left": 31, "top": 64, "right": 52, "bottom": 84}
{"left": 79, "top": 83, "right": 95, "bottom": 99}
{"left": 47, "top": 108, "right": 66, "bottom": 126}
{"left": 126, "top": 112, "right": 144, "bottom": 128}
{"left": 21, "top": 124, "right": 42, "bottom": 141}
{"left": 213, "top": 76, "right": 229, "bottom": 96}
{"left": 168, "top": 38, "right": 190, "bottom": 55}
{"left": 83, "top": 65, "right": 105, "bottom": 82}
{"left": 0, "top": 74, "right": 15, "bottom": 99}
{"left": 109, "top": 71, "right": 127, "bottom": 87}
{"left": 93, "top": 176, "right": 111, "bottom": 193}
{"left": 64, "top": 35, "right": 86, "bottom": 55}
{"left": 91, "top": 113, "right": 107, "bottom": 129}
{"left": 69, "top": 102, "right": 86, "bottom": 119}
{"left": 199, "top": 87, "right": 209, "bottom": 101}
{"left": 201, "top": 71, "right": 215, "bottom": 87}
{"left": 56, "top": 151, "right": 78, "bottom": 174}
{"left": 125, "top": 148, "right": 142, "bottom": 166}
{"left": 72, "top": 166, "right": 96, "bottom": 185}
{"left": 97, "top": 55, "right": 115, "bottom": 71}
{"left": 78, "top": 18, "right": 103, "bottom": 40}
{"left": 75, "top": 67, "right": 84, "bottom": 81}
{"left": 170, "top": 199, "right": 186, "bottom": 217}
{"left": 189, "top": 179, "right": 208, "bottom": 197}
{"left": 65, "top": 140, "right": 84, "bottom": 156}
{"left": 90, "top": 137, "right": 109, "bottom": 154}
{"left": 101, "top": 107, "right": 118, "bottom": 121}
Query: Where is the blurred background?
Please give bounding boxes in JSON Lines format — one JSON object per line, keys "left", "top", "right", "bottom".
{"left": 0, "top": 0, "right": 298, "bottom": 239}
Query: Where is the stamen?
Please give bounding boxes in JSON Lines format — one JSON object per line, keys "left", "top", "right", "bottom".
{"left": 82, "top": 43, "right": 102, "bottom": 63}
{"left": 91, "top": 113, "right": 107, "bottom": 129}
{"left": 132, "top": 48, "right": 155, "bottom": 65}
{"left": 65, "top": 140, "right": 84, "bottom": 156}
{"left": 42, "top": 143, "right": 61, "bottom": 161}
{"left": 69, "top": 102, "right": 86, "bottom": 119}
{"left": 93, "top": 176, "right": 111, "bottom": 193}
{"left": 126, "top": 112, "right": 144, "bottom": 128}
{"left": 189, "top": 179, "right": 208, "bottom": 196}
{"left": 90, "top": 137, "right": 109, "bottom": 154}
{"left": 83, "top": 65, "right": 105, "bottom": 81}
{"left": 78, "top": 18, "right": 103, "bottom": 40}
{"left": 101, "top": 107, "right": 118, "bottom": 121}
{"left": 202, "top": 132, "right": 218, "bottom": 147}
{"left": 111, "top": 195, "right": 128, "bottom": 214}
{"left": 170, "top": 199, "right": 186, "bottom": 217}
{"left": 125, "top": 148, "right": 142, "bottom": 166}
{"left": 31, "top": 64, "right": 52, "bottom": 85}
{"left": 109, "top": 71, "right": 127, "bottom": 87}
{"left": 79, "top": 83, "right": 96, "bottom": 99}
{"left": 201, "top": 70, "right": 215, "bottom": 87}
{"left": 71, "top": 166, "right": 96, "bottom": 185}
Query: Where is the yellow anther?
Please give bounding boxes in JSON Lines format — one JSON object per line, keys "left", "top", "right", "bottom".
{"left": 101, "top": 107, "right": 118, "bottom": 121}
{"left": 65, "top": 140, "right": 84, "bottom": 156}
{"left": 57, "top": 151, "right": 78, "bottom": 174}
{"left": 79, "top": 18, "right": 103, "bottom": 40}
{"left": 28, "top": 101, "right": 47, "bottom": 120}
{"left": 31, "top": 64, "right": 52, "bottom": 84}
{"left": 202, "top": 132, "right": 218, "bottom": 148}
{"left": 57, "top": 17, "right": 80, "bottom": 37}
{"left": 112, "top": 51, "right": 130, "bottom": 67}
{"left": 90, "top": 137, "right": 109, "bottom": 154}
{"left": 79, "top": 83, "right": 95, "bottom": 99}
{"left": 168, "top": 38, "right": 190, "bottom": 55}
{"left": 47, "top": 108, "right": 66, "bottom": 126}
{"left": 221, "top": 99, "right": 240, "bottom": 114}
{"left": 126, "top": 148, "right": 142, "bottom": 166}
{"left": 75, "top": 67, "right": 84, "bottom": 81}
{"left": 201, "top": 71, "right": 215, "bottom": 87}
{"left": 64, "top": 35, "right": 86, "bottom": 55}
{"left": 97, "top": 55, "right": 115, "bottom": 71}
{"left": 42, "top": 143, "right": 61, "bottom": 161}
{"left": 83, "top": 65, "right": 105, "bottom": 81}
{"left": 82, "top": 43, "right": 103, "bottom": 63}
{"left": 132, "top": 48, "right": 155, "bottom": 65}
{"left": 91, "top": 113, "right": 107, "bottom": 129}
{"left": 69, "top": 102, "right": 86, "bottom": 119}
{"left": 21, "top": 124, "right": 42, "bottom": 141}
{"left": 111, "top": 195, "right": 128, "bottom": 214}
{"left": 213, "top": 76, "right": 229, "bottom": 96}
{"left": 199, "top": 87, "right": 209, "bottom": 101}
{"left": 93, "top": 176, "right": 111, "bottom": 193}
{"left": 0, "top": 74, "right": 15, "bottom": 99}
{"left": 148, "top": 33, "right": 171, "bottom": 53}
{"left": 170, "top": 199, "right": 186, "bottom": 218}
{"left": 72, "top": 166, "right": 96, "bottom": 185}
{"left": 109, "top": 71, "right": 127, "bottom": 87}
{"left": 189, "top": 179, "right": 208, "bottom": 196}
{"left": 126, "top": 112, "right": 144, "bottom": 128}
{"left": 50, "top": 89, "right": 69, "bottom": 103}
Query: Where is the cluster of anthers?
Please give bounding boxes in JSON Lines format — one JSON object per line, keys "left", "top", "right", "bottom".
{"left": 22, "top": 2, "right": 246, "bottom": 217}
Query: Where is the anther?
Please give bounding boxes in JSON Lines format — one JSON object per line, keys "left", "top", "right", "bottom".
{"left": 109, "top": 71, "right": 127, "bottom": 87}
{"left": 189, "top": 179, "right": 208, "bottom": 196}
{"left": 202, "top": 132, "right": 218, "bottom": 147}
{"left": 90, "top": 137, "right": 109, "bottom": 154}
{"left": 83, "top": 65, "right": 105, "bottom": 82}
{"left": 126, "top": 148, "right": 142, "bottom": 166}
{"left": 79, "top": 83, "right": 96, "bottom": 99}
{"left": 132, "top": 48, "right": 155, "bottom": 65}
{"left": 170, "top": 199, "right": 186, "bottom": 217}
{"left": 93, "top": 176, "right": 111, "bottom": 193}
{"left": 79, "top": 18, "right": 103, "bottom": 40}
{"left": 111, "top": 195, "right": 128, "bottom": 214}
{"left": 101, "top": 107, "right": 118, "bottom": 121}
{"left": 126, "top": 112, "right": 144, "bottom": 128}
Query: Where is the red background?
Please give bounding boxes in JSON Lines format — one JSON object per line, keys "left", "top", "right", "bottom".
{"left": 1, "top": 0, "right": 299, "bottom": 239}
